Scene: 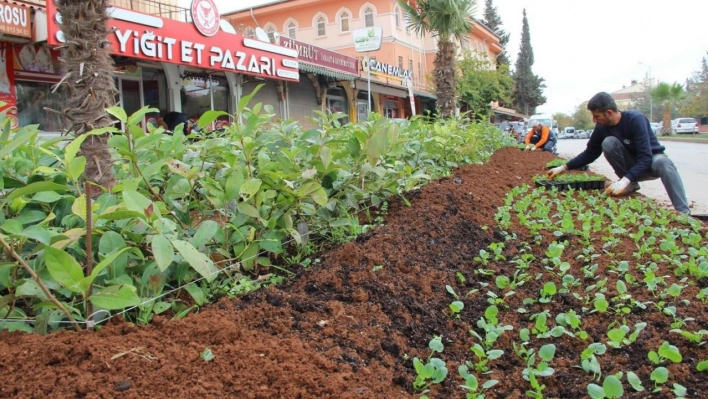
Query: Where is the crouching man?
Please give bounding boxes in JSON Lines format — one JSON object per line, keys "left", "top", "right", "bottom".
{"left": 547, "top": 92, "right": 689, "bottom": 214}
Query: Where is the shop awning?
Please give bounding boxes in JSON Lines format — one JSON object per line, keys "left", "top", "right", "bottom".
{"left": 492, "top": 106, "right": 525, "bottom": 118}
{"left": 414, "top": 90, "right": 437, "bottom": 100}
{"left": 354, "top": 78, "right": 407, "bottom": 98}
{"left": 300, "top": 62, "right": 358, "bottom": 81}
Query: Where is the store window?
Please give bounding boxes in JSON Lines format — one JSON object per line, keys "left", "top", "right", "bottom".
{"left": 316, "top": 17, "right": 326, "bottom": 37}
{"left": 16, "top": 81, "right": 69, "bottom": 132}
{"left": 383, "top": 97, "right": 398, "bottom": 118}
{"left": 364, "top": 7, "right": 374, "bottom": 27}
{"left": 326, "top": 86, "right": 349, "bottom": 124}
{"left": 180, "top": 74, "right": 229, "bottom": 126}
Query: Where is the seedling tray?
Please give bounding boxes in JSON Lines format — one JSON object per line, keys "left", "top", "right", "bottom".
{"left": 691, "top": 214, "right": 708, "bottom": 222}
{"left": 545, "top": 164, "right": 589, "bottom": 171}
{"left": 535, "top": 179, "right": 606, "bottom": 191}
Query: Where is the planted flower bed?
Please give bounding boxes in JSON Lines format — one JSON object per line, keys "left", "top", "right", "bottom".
{"left": 1, "top": 138, "right": 706, "bottom": 398}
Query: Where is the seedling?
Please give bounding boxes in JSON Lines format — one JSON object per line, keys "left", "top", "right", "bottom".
{"left": 669, "top": 327, "right": 708, "bottom": 345}
{"left": 449, "top": 300, "right": 465, "bottom": 317}
{"left": 474, "top": 249, "right": 490, "bottom": 266}
{"left": 579, "top": 343, "right": 606, "bottom": 380}
{"left": 458, "top": 365, "right": 499, "bottom": 399}
{"left": 626, "top": 371, "right": 645, "bottom": 392}
{"left": 412, "top": 336, "right": 448, "bottom": 393}
{"left": 606, "top": 322, "right": 646, "bottom": 349}
{"left": 649, "top": 366, "right": 669, "bottom": 392}
{"left": 521, "top": 344, "right": 556, "bottom": 399}
{"left": 648, "top": 341, "right": 682, "bottom": 364}
{"left": 467, "top": 343, "right": 504, "bottom": 374}
{"left": 538, "top": 281, "right": 557, "bottom": 303}
{"left": 587, "top": 374, "right": 624, "bottom": 399}
{"left": 471, "top": 305, "right": 513, "bottom": 349}
{"left": 200, "top": 348, "right": 214, "bottom": 362}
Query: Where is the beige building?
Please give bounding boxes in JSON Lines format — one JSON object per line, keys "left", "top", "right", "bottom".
{"left": 611, "top": 78, "right": 655, "bottom": 110}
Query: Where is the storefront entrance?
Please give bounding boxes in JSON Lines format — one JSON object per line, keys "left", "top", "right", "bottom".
{"left": 356, "top": 90, "right": 372, "bottom": 122}
{"left": 326, "top": 86, "right": 349, "bottom": 124}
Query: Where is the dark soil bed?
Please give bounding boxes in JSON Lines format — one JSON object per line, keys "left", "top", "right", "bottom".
{"left": 1, "top": 148, "right": 705, "bottom": 399}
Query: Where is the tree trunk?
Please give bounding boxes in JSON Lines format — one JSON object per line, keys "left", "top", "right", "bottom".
{"left": 661, "top": 105, "right": 671, "bottom": 136}
{"left": 434, "top": 39, "right": 457, "bottom": 118}
{"left": 56, "top": 0, "right": 118, "bottom": 192}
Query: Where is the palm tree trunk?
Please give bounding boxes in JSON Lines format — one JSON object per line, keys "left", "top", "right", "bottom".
{"left": 56, "top": 0, "right": 118, "bottom": 191}
{"left": 662, "top": 106, "right": 671, "bottom": 136}
{"left": 434, "top": 39, "right": 457, "bottom": 118}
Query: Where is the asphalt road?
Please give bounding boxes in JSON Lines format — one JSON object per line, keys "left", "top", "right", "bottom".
{"left": 556, "top": 138, "right": 708, "bottom": 215}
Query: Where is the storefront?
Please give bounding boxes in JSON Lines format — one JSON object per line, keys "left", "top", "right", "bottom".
{"left": 0, "top": 1, "right": 47, "bottom": 128}
{"left": 278, "top": 37, "right": 359, "bottom": 123}
{"left": 23, "top": 0, "right": 301, "bottom": 131}
{"left": 358, "top": 57, "right": 411, "bottom": 119}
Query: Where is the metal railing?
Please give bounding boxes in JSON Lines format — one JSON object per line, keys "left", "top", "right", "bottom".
{"left": 109, "top": 0, "right": 192, "bottom": 23}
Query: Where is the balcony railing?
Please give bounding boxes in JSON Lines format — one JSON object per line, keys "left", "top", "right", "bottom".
{"left": 109, "top": 0, "right": 192, "bottom": 23}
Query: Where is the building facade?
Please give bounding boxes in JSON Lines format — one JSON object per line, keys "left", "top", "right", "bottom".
{"left": 226, "top": 0, "right": 503, "bottom": 122}
{"left": 2, "top": 0, "right": 303, "bottom": 133}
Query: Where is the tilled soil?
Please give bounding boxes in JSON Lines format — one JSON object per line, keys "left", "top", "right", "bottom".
{"left": 1, "top": 148, "right": 706, "bottom": 399}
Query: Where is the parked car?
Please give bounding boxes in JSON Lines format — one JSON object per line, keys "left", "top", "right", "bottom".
{"left": 563, "top": 127, "right": 577, "bottom": 139}
{"left": 577, "top": 130, "right": 590, "bottom": 139}
{"left": 650, "top": 122, "right": 661, "bottom": 136}
{"left": 671, "top": 118, "right": 699, "bottom": 134}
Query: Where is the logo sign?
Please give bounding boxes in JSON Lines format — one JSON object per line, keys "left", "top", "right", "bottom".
{"left": 362, "top": 58, "right": 413, "bottom": 80}
{"left": 191, "top": 0, "right": 219, "bottom": 37}
{"left": 45, "top": 4, "right": 300, "bottom": 82}
{"left": 0, "top": 3, "right": 31, "bottom": 38}
{"left": 352, "top": 27, "right": 383, "bottom": 52}
{"left": 278, "top": 37, "right": 358, "bottom": 75}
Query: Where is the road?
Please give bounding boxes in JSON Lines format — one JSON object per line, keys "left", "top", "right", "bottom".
{"left": 556, "top": 138, "right": 708, "bottom": 215}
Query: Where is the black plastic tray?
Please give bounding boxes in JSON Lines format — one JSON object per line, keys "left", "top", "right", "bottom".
{"left": 691, "top": 214, "right": 708, "bottom": 222}
{"left": 535, "top": 179, "right": 606, "bottom": 191}
{"left": 545, "top": 164, "right": 589, "bottom": 171}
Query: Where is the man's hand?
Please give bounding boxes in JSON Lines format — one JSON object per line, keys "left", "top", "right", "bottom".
{"left": 605, "top": 177, "right": 631, "bottom": 196}
{"left": 525, "top": 145, "right": 531, "bottom": 151}
{"left": 546, "top": 164, "right": 567, "bottom": 179}
{"left": 530, "top": 146, "right": 537, "bottom": 151}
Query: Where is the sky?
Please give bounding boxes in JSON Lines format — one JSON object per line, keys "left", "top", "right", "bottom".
{"left": 182, "top": 0, "right": 708, "bottom": 115}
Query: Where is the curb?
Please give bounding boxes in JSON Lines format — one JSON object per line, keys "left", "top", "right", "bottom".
{"left": 659, "top": 137, "right": 708, "bottom": 145}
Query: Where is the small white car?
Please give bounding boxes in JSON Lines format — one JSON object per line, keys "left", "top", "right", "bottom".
{"left": 650, "top": 122, "right": 662, "bottom": 136}
{"left": 671, "top": 118, "right": 698, "bottom": 134}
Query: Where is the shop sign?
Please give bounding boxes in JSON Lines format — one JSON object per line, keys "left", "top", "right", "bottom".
{"left": 362, "top": 58, "right": 413, "bottom": 80}
{"left": 352, "top": 27, "right": 383, "bottom": 52}
{"left": 0, "top": 3, "right": 30, "bottom": 38}
{"left": 45, "top": 3, "right": 300, "bottom": 82}
{"left": 278, "top": 37, "right": 358, "bottom": 75}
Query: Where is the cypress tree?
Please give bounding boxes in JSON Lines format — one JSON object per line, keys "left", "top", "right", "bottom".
{"left": 481, "top": 0, "right": 510, "bottom": 68}
{"left": 512, "top": 9, "right": 546, "bottom": 116}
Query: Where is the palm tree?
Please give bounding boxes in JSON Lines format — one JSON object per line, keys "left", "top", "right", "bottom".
{"left": 651, "top": 82, "right": 685, "bottom": 136}
{"left": 399, "top": 0, "right": 476, "bottom": 118}
{"left": 55, "top": 0, "right": 118, "bottom": 191}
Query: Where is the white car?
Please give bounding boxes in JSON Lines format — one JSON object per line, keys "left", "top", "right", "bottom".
{"left": 671, "top": 118, "right": 698, "bottom": 134}
{"left": 650, "top": 122, "right": 662, "bottom": 136}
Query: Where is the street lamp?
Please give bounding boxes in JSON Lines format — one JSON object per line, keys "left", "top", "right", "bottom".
{"left": 638, "top": 62, "right": 652, "bottom": 122}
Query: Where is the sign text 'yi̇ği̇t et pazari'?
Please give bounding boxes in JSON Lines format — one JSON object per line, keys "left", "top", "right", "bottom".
{"left": 45, "top": 3, "right": 299, "bottom": 82}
